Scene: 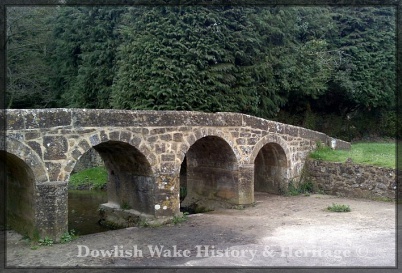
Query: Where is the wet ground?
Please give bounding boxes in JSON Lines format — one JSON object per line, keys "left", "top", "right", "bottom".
{"left": 5, "top": 193, "right": 396, "bottom": 268}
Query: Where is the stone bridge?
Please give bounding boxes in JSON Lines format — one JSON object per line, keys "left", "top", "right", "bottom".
{"left": 1, "top": 109, "right": 350, "bottom": 240}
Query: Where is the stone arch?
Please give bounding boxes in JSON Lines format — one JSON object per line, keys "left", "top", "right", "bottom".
{"left": 248, "top": 134, "right": 291, "bottom": 165}
{"left": 67, "top": 130, "right": 156, "bottom": 216}
{"left": 65, "top": 129, "right": 155, "bottom": 180}
{"left": 250, "top": 135, "right": 290, "bottom": 194}
{"left": 178, "top": 128, "right": 238, "bottom": 165}
{"left": 4, "top": 138, "right": 48, "bottom": 183}
{"left": 0, "top": 151, "right": 36, "bottom": 238}
{"left": 181, "top": 134, "right": 239, "bottom": 209}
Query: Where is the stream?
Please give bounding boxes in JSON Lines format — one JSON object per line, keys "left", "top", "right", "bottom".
{"left": 68, "top": 190, "right": 111, "bottom": 235}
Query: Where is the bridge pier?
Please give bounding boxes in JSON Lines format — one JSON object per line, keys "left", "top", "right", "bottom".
{"left": 35, "top": 181, "right": 68, "bottom": 242}
{"left": 98, "top": 172, "right": 181, "bottom": 228}
{"left": 154, "top": 173, "right": 181, "bottom": 217}
{"left": 238, "top": 164, "right": 255, "bottom": 205}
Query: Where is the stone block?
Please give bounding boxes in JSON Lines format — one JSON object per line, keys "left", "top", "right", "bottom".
{"left": 71, "top": 149, "right": 82, "bottom": 160}
{"left": 43, "top": 136, "right": 68, "bottom": 160}
{"left": 100, "top": 130, "right": 109, "bottom": 142}
{"left": 285, "top": 125, "right": 299, "bottom": 137}
{"left": 26, "top": 109, "right": 71, "bottom": 129}
{"left": 73, "top": 109, "right": 142, "bottom": 127}
{"left": 160, "top": 134, "right": 172, "bottom": 141}
{"left": 109, "top": 131, "right": 120, "bottom": 141}
{"left": 120, "top": 131, "right": 132, "bottom": 143}
{"left": 78, "top": 139, "right": 91, "bottom": 152}
{"left": 27, "top": 141, "right": 42, "bottom": 158}
{"left": 155, "top": 143, "right": 166, "bottom": 154}
{"left": 89, "top": 134, "right": 101, "bottom": 146}
{"left": 242, "top": 114, "right": 271, "bottom": 130}
{"left": 6, "top": 110, "right": 26, "bottom": 130}
{"left": 173, "top": 133, "right": 183, "bottom": 142}
{"left": 161, "top": 154, "right": 175, "bottom": 162}
{"left": 150, "top": 128, "right": 166, "bottom": 134}
{"left": 25, "top": 132, "right": 40, "bottom": 140}
{"left": 130, "top": 135, "right": 142, "bottom": 147}
{"left": 45, "top": 162, "right": 62, "bottom": 181}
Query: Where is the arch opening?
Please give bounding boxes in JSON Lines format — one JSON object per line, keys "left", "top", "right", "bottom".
{"left": 254, "top": 142, "right": 288, "bottom": 195}
{"left": 1, "top": 151, "right": 36, "bottom": 238}
{"left": 93, "top": 141, "right": 155, "bottom": 215}
{"left": 181, "top": 136, "right": 239, "bottom": 210}
{"left": 68, "top": 147, "right": 108, "bottom": 235}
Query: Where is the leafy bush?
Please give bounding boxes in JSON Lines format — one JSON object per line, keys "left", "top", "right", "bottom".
{"left": 60, "top": 230, "right": 77, "bottom": 244}
{"left": 38, "top": 236, "right": 54, "bottom": 246}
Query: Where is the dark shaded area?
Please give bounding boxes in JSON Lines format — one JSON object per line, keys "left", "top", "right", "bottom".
{"left": 184, "top": 136, "right": 238, "bottom": 205}
{"left": 94, "top": 141, "right": 155, "bottom": 215}
{"left": 68, "top": 190, "right": 110, "bottom": 235}
{"left": 179, "top": 156, "right": 187, "bottom": 203}
{"left": 1, "top": 151, "right": 35, "bottom": 238}
{"left": 254, "top": 143, "right": 287, "bottom": 194}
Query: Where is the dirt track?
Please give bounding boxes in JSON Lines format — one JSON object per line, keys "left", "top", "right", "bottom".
{"left": 5, "top": 193, "right": 396, "bottom": 268}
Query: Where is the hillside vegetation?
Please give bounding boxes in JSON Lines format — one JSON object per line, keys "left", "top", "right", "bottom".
{"left": 6, "top": 4, "right": 396, "bottom": 140}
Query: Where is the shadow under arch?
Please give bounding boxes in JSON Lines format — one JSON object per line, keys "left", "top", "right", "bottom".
{"left": 181, "top": 135, "right": 239, "bottom": 209}
{"left": 250, "top": 135, "right": 290, "bottom": 195}
{"left": 93, "top": 140, "right": 155, "bottom": 216}
{"left": 0, "top": 151, "right": 36, "bottom": 238}
{"left": 254, "top": 143, "right": 288, "bottom": 194}
{"left": 4, "top": 138, "right": 48, "bottom": 183}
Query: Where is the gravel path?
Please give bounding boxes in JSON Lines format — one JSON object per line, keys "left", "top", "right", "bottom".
{"left": 5, "top": 193, "right": 396, "bottom": 268}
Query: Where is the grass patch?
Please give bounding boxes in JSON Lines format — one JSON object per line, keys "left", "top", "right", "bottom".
{"left": 327, "top": 203, "right": 351, "bottom": 212}
{"left": 309, "top": 142, "right": 395, "bottom": 168}
{"left": 69, "top": 166, "right": 108, "bottom": 190}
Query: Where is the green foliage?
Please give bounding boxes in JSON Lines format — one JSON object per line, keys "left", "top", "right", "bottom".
{"left": 286, "top": 179, "right": 315, "bottom": 196}
{"left": 69, "top": 166, "right": 108, "bottom": 190}
{"left": 7, "top": 5, "right": 396, "bottom": 138}
{"left": 327, "top": 203, "right": 351, "bottom": 212}
{"left": 60, "top": 229, "right": 77, "bottom": 244}
{"left": 138, "top": 218, "right": 150, "bottom": 228}
{"left": 171, "top": 212, "right": 189, "bottom": 225}
{"left": 49, "top": 7, "right": 125, "bottom": 108}
{"left": 309, "top": 142, "right": 395, "bottom": 168}
{"left": 111, "top": 6, "right": 286, "bottom": 117}
{"left": 120, "top": 200, "right": 131, "bottom": 210}
{"left": 6, "top": 7, "right": 58, "bottom": 108}
{"left": 329, "top": 7, "right": 396, "bottom": 111}
{"left": 38, "top": 236, "right": 53, "bottom": 246}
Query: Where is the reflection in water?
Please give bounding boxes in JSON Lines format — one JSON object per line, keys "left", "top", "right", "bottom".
{"left": 68, "top": 190, "right": 111, "bottom": 235}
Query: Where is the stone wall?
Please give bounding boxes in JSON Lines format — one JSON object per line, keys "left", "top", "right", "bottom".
{"left": 71, "top": 147, "right": 104, "bottom": 173}
{"left": 305, "top": 158, "right": 396, "bottom": 200}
